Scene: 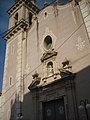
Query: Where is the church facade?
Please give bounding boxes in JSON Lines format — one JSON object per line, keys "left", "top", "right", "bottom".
{"left": 1, "top": 0, "right": 90, "bottom": 120}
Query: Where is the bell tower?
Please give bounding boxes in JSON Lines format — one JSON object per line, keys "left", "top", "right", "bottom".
{"left": 7, "top": 0, "right": 39, "bottom": 32}
{"left": 2, "top": 0, "right": 39, "bottom": 120}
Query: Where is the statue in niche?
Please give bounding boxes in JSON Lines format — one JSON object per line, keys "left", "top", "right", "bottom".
{"left": 47, "top": 62, "right": 54, "bottom": 76}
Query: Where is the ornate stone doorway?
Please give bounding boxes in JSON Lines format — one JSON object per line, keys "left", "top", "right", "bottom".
{"left": 43, "top": 98, "right": 66, "bottom": 120}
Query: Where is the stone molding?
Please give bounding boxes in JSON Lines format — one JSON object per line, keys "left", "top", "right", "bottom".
{"left": 40, "top": 27, "right": 57, "bottom": 53}
{"left": 4, "top": 19, "right": 29, "bottom": 41}
{"left": 8, "top": 0, "right": 39, "bottom": 16}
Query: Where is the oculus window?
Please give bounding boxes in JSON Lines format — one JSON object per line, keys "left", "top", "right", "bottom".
{"left": 44, "top": 36, "right": 52, "bottom": 50}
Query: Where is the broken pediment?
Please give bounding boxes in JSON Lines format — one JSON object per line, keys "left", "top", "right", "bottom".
{"left": 59, "top": 58, "right": 73, "bottom": 78}
{"left": 60, "top": 68, "right": 73, "bottom": 78}
{"left": 28, "top": 77, "right": 41, "bottom": 90}
{"left": 41, "top": 50, "right": 57, "bottom": 62}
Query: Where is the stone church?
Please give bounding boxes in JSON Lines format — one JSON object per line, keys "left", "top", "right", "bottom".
{"left": 1, "top": 0, "right": 90, "bottom": 120}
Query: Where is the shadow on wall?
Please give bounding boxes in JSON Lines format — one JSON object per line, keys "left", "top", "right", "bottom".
{"left": 23, "top": 92, "right": 35, "bottom": 120}
{"left": 10, "top": 93, "right": 23, "bottom": 120}
{"left": 10, "top": 92, "right": 34, "bottom": 120}
{"left": 10, "top": 65, "right": 90, "bottom": 120}
{"left": 10, "top": 97, "right": 16, "bottom": 120}
{"left": 75, "top": 65, "right": 90, "bottom": 104}
{"left": 75, "top": 65, "right": 90, "bottom": 120}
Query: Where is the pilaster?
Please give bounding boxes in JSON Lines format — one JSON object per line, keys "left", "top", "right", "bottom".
{"left": 79, "top": 0, "right": 90, "bottom": 40}
{"left": 1, "top": 43, "right": 9, "bottom": 120}
{"left": 15, "top": 32, "right": 23, "bottom": 119}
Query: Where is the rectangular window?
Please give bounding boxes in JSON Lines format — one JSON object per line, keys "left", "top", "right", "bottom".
{"left": 10, "top": 77, "right": 12, "bottom": 86}
{"left": 11, "top": 45, "right": 14, "bottom": 55}
{"left": 14, "top": 13, "right": 18, "bottom": 25}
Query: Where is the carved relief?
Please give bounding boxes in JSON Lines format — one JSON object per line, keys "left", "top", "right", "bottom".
{"left": 76, "top": 37, "right": 85, "bottom": 51}
{"left": 41, "top": 50, "right": 57, "bottom": 62}
{"left": 41, "top": 50, "right": 59, "bottom": 83}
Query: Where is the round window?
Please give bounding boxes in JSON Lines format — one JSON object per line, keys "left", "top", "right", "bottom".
{"left": 45, "top": 12, "right": 47, "bottom": 17}
{"left": 44, "top": 36, "right": 52, "bottom": 50}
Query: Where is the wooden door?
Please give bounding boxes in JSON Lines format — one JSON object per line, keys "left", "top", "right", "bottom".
{"left": 43, "top": 98, "right": 66, "bottom": 120}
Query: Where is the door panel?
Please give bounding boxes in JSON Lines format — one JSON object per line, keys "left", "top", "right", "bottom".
{"left": 55, "top": 99, "right": 66, "bottom": 120}
{"left": 43, "top": 98, "right": 66, "bottom": 120}
{"left": 43, "top": 101, "right": 55, "bottom": 120}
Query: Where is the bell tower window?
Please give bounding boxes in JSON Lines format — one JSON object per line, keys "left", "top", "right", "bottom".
{"left": 29, "top": 13, "right": 33, "bottom": 26}
{"left": 14, "top": 13, "right": 18, "bottom": 25}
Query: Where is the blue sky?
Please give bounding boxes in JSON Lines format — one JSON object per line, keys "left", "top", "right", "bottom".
{"left": 0, "top": 0, "right": 67, "bottom": 92}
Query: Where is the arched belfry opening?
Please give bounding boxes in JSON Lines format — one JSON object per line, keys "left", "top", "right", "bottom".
{"left": 14, "top": 13, "right": 18, "bottom": 25}
{"left": 29, "top": 12, "right": 33, "bottom": 26}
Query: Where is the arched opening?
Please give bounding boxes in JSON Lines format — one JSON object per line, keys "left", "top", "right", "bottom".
{"left": 45, "top": 12, "right": 47, "bottom": 17}
{"left": 29, "top": 12, "right": 33, "bottom": 25}
{"left": 44, "top": 36, "right": 52, "bottom": 50}
{"left": 14, "top": 13, "right": 18, "bottom": 25}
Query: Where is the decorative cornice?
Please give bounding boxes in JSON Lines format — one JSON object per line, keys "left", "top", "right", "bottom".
{"left": 28, "top": 73, "right": 76, "bottom": 91}
{"left": 8, "top": 0, "right": 40, "bottom": 15}
{"left": 41, "top": 50, "right": 57, "bottom": 62}
{"left": 4, "top": 19, "right": 29, "bottom": 41}
{"left": 42, "top": 72, "right": 59, "bottom": 81}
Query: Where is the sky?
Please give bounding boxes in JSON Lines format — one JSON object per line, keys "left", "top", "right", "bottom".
{"left": 0, "top": 0, "right": 67, "bottom": 92}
